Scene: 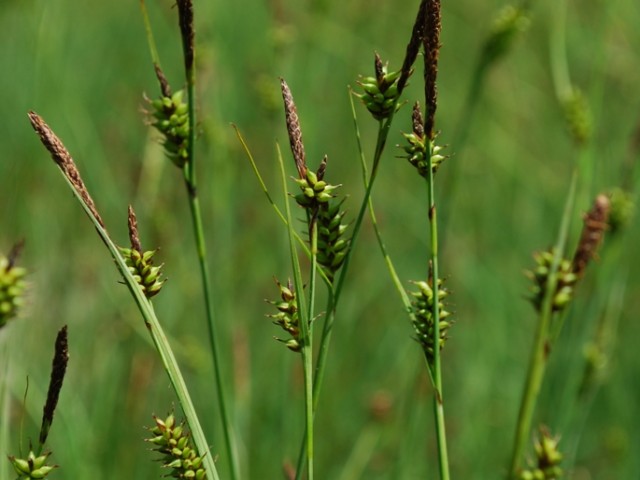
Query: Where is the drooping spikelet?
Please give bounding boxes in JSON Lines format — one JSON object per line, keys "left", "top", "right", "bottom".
{"left": 266, "top": 278, "right": 302, "bottom": 352}
{"left": 526, "top": 250, "right": 577, "bottom": 313}
{"left": 0, "top": 242, "right": 27, "bottom": 329}
{"left": 8, "top": 451, "right": 57, "bottom": 479}
{"left": 119, "top": 206, "right": 166, "bottom": 299}
{"left": 518, "top": 426, "right": 563, "bottom": 480}
{"left": 147, "top": 414, "right": 207, "bottom": 480}
{"left": 410, "top": 276, "right": 453, "bottom": 367}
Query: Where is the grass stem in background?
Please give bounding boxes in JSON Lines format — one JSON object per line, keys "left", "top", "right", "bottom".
{"left": 508, "top": 170, "right": 578, "bottom": 478}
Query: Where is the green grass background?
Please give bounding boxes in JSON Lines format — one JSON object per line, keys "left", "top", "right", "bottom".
{"left": 1, "top": 0, "right": 639, "bottom": 478}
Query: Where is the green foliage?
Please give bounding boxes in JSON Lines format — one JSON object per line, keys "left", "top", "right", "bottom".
{"left": 1, "top": 0, "right": 639, "bottom": 479}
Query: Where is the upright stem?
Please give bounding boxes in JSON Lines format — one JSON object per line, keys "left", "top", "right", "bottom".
{"left": 181, "top": 33, "right": 239, "bottom": 480}
{"left": 507, "top": 170, "right": 578, "bottom": 478}
{"left": 426, "top": 142, "right": 450, "bottom": 480}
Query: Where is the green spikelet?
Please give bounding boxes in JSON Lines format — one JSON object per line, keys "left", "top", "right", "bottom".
{"left": 293, "top": 157, "right": 341, "bottom": 211}
{"left": 266, "top": 278, "right": 302, "bottom": 352}
{"left": 410, "top": 277, "right": 453, "bottom": 366}
{"left": 8, "top": 451, "right": 57, "bottom": 479}
{"left": 518, "top": 426, "right": 563, "bottom": 480}
{"left": 0, "top": 246, "right": 27, "bottom": 329}
{"left": 316, "top": 199, "right": 350, "bottom": 282}
{"left": 120, "top": 206, "right": 166, "bottom": 299}
{"left": 480, "top": 5, "right": 530, "bottom": 67}
{"left": 355, "top": 53, "right": 402, "bottom": 121}
{"left": 147, "top": 414, "right": 207, "bottom": 480}
{"left": 400, "top": 102, "right": 447, "bottom": 177}
{"left": 526, "top": 250, "right": 577, "bottom": 313}
{"left": 119, "top": 248, "right": 166, "bottom": 299}
{"left": 607, "top": 187, "right": 634, "bottom": 235}
{"left": 149, "top": 89, "right": 190, "bottom": 168}
{"left": 562, "top": 88, "right": 592, "bottom": 146}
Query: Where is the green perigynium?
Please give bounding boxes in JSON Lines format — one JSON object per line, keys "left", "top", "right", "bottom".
{"left": 526, "top": 250, "right": 577, "bottom": 313}
{"left": 518, "top": 427, "right": 563, "bottom": 480}
{"left": 401, "top": 102, "right": 447, "bottom": 177}
{"left": 562, "top": 87, "right": 592, "bottom": 146}
{"left": 149, "top": 89, "right": 190, "bottom": 168}
{"left": 147, "top": 414, "right": 207, "bottom": 480}
{"left": 8, "top": 451, "right": 57, "bottom": 479}
{"left": 0, "top": 250, "right": 27, "bottom": 329}
{"left": 606, "top": 187, "right": 634, "bottom": 236}
{"left": 410, "top": 277, "right": 453, "bottom": 366}
{"left": 317, "top": 199, "right": 349, "bottom": 281}
{"left": 356, "top": 53, "right": 402, "bottom": 121}
{"left": 266, "top": 278, "right": 302, "bottom": 352}
{"left": 119, "top": 247, "right": 165, "bottom": 299}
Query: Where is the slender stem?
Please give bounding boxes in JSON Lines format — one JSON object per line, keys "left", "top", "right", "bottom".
{"left": 0, "top": 340, "right": 9, "bottom": 480}
{"left": 426, "top": 142, "right": 450, "bottom": 480}
{"left": 184, "top": 188, "right": 239, "bottom": 480}
{"left": 507, "top": 170, "right": 578, "bottom": 478}
{"left": 181, "top": 22, "right": 239, "bottom": 479}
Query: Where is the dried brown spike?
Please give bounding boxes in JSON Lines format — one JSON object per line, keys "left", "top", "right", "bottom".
{"left": 398, "top": 0, "right": 428, "bottom": 93}
{"left": 154, "top": 63, "right": 172, "bottom": 98}
{"left": 572, "top": 194, "right": 611, "bottom": 277}
{"left": 176, "top": 0, "right": 195, "bottom": 73}
{"left": 423, "top": 0, "right": 441, "bottom": 140}
{"left": 374, "top": 52, "right": 385, "bottom": 84}
{"left": 280, "top": 78, "right": 307, "bottom": 178}
{"left": 28, "top": 111, "right": 106, "bottom": 229}
{"left": 40, "top": 325, "right": 69, "bottom": 447}
{"left": 412, "top": 101, "right": 425, "bottom": 139}
{"left": 128, "top": 205, "right": 143, "bottom": 253}
{"left": 316, "top": 155, "right": 328, "bottom": 181}
{"left": 7, "top": 240, "right": 25, "bottom": 270}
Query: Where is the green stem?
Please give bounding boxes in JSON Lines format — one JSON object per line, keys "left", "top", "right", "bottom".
{"left": 181, "top": 22, "right": 239, "bottom": 479}
{"left": 507, "top": 170, "right": 578, "bottom": 478}
{"left": 426, "top": 142, "right": 450, "bottom": 480}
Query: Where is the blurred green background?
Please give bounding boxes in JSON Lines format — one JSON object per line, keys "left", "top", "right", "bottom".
{"left": 1, "top": 0, "right": 639, "bottom": 478}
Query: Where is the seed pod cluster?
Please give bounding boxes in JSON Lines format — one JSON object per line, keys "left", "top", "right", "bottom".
{"left": 401, "top": 102, "right": 446, "bottom": 177}
{"left": 317, "top": 200, "right": 349, "bottom": 282}
{"left": 294, "top": 164, "right": 341, "bottom": 210}
{"left": 120, "top": 247, "right": 165, "bottom": 299}
{"left": 8, "top": 451, "right": 56, "bottom": 479}
{"left": 527, "top": 250, "right": 577, "bottom": 313}
{"left": 266, "top": 278, "right": 301, "bottom": 352}
{"left": 410, "top": 278, "right": 453, "bottom": 366}
{"left": 356, "top": 53, "right": 402, "bottom": 121}
{"left": 481, "top": 5, "right": 530, "bottom": 67}
{"left": 149, "top": 90, "right": 190, "bottom": 168}
{"left": 147, "top": 414, "right": 206, "bottom": 480}
{"left": 0, "top": 252, "right": 27, "bottom": 328}
{"left": 518, "top": 427, "right": 563, "bottom": 480}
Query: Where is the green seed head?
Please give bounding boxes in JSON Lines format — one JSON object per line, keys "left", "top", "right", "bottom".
{"left": 0, "top": 248, "right": 27, "bottom": 329}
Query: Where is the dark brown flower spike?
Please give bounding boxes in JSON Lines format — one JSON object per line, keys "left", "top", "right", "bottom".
{"left": 28, "top": 111, "right": 106, "bottom": 229}
{"left": 154, "top": 63, "right": 172, "bottom": 98}
{"left": 127, "top": 205, "right": 143, "bottom": 254}
{"left": 572, "top": 194, "right": 610, "bottom": 278}
{"left": 398, "top": 0, "right": 428, "bottom": 93}
{"left": 280, "top": 78, "right": 307, "bottom": 178}
{"left": 176, "top": 0, "right": 195, "bottom": 73}
{"left": 423, "top": 0, "right": 441, "bottom": 140}
{"left": 39, "top": 325, "right": 69, "bottom": 448}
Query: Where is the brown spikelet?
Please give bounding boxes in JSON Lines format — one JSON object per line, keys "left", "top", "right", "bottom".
{"left": 572, "top": 194, "right": 610, "bottom": 278}
{"left": 176, "top": 0, "right": 195, "bottom": 73}
{"left": 374, "top": 52, "right": 385, "bottom": 84}
{"left": 398, "top": 0, "right": 428, "bottom": 93}
{"left": 280, "top": 78, "right": 307, "bottom": 178}
{"left": 412, "top": 101, "right": 425, "bottom": 139}
{"left": 7, "top": 240, "right": 25, "bottom": 270}
{"left": 127, "top": 205, "right": 143, "bottom": 254}
{"left": 154, "top": 63, "right": 172, "bottom": 98}
{"left": 423, "top": 0, "right": 441, "bottom": 140}
{"left": 28, "top": 111, "right": 106, "bottom": 229}
{"left": 39, "top": 325, "right": 69, "bottom": 448}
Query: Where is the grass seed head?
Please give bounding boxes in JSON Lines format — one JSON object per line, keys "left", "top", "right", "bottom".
{"left": 355, "top": 53, "right": 402, "bottom": 121}
{"left": 0, "top": 242, "right": 27, "bottom": 329}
